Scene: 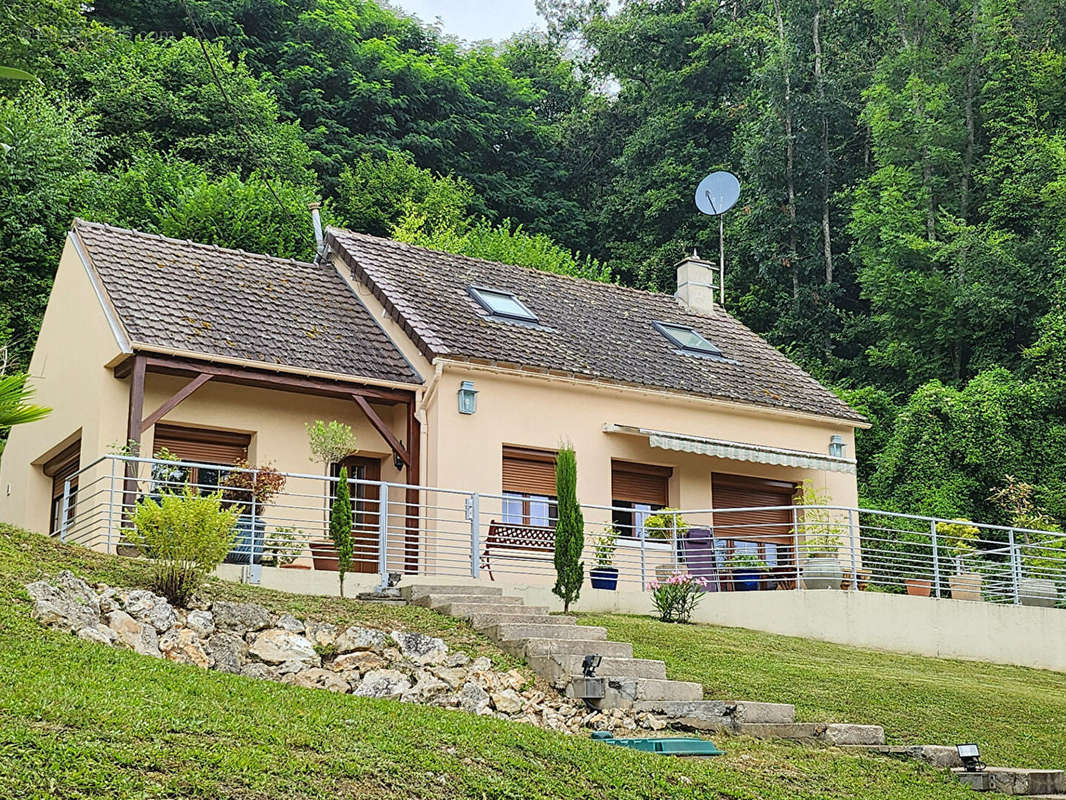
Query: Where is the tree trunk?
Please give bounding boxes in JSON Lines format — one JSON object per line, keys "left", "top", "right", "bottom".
{"left": 813, "top": 3, "right": 833, "bottom": 284}
{"left": 961, "top": 0, "right": 979, "bottom": 221}
{"left": 773, "top": 0, "right": 799, "bottom": 298}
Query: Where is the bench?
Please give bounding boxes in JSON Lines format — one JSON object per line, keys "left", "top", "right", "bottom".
{"left": 481, "top": 519, "right": 555, "bottom": 581}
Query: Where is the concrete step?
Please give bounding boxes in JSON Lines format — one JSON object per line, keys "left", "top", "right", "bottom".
{"left": 419, "top": 594, "right": 522, "bottom": 610}
{"left": 633, "top": 699, "right": 795, "bottom": 727}
{"left": 573, "top": 677, "right": 703, "bottom": 706}
{"left": 953, "top": 767, "right": 1065, "bottom": 795}
{"left": 441, "top": 602, "right": 543, "bottom": 618}
{"left": 469, "top": 612, "right": 576, "bottom": 630}
{"left": 490, "top": 623, "right": 608, "bottom": 642}
{"left": 506, "top": 637, "right": 634, "bottom": 660}
{"left": 528, "top": 654, "right": 667, "bottom": 682}
{"left": 730, "top": 722, "right": 885, "bottom": 745}
{"left": 401, "top": 584, "right": 504, "bottom": 600}
{"left": 844, "top": 744, "right": 962, "bottom": 768}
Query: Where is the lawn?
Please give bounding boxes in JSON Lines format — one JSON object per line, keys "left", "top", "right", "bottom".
{"left": 579, "top": 612, "right": 1066, "bottom": 771}
{"left": 0, "top": 524, "right": 991, "bottom": 799}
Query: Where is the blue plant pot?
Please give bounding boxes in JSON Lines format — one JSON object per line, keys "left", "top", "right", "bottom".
{"left": 224, "top": 515, "right": 266, "bottom": 565}
{"left": 590, "top": 566, "right": 619, "bottom": 590}
{"left": 732, "top": 569, "right": 761, "bottom": 591}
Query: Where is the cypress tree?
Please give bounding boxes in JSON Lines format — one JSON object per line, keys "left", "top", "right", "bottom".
{"left": 552, "top": 446, "right": 584, "bottom": 613}
{"left": 330, "top": 466, "right": 353, "bottom": 598}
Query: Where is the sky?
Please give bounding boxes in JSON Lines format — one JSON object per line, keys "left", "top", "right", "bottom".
{"left": 393, "top": 0, "right": 544, "bottom": 42}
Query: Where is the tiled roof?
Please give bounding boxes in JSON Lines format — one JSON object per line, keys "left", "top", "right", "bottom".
{"left": 73, "top": 220, "right": 420, "bottom": 385}
{"left": 327, "top": 229, "right": 864, "bottom": 423}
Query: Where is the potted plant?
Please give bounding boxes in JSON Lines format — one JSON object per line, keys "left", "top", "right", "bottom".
{"left": 937, "top": 519, "right": 983, "bottom": 601}
{"left": 991, "top": 477, "right": 1063, "bottom": 607}
{"left": 219, "top": 461, "right": 286, "bottom": 565}
{"left": 726, "top": 553, "right": 768, "bottom": 591}
{"left": 305, "top": 419, "right": 358, "bottom": 565}
{"left": 797, "top": 482, "right": 844, "bottom": 589}
{"left": 590, "top": 526, "right": 620, "bottom": 590}
{"left": 261, "top": 526, "right": 305, "bottom": 569}
{"left": 644, "top": 509, "right": 689, "bottom": 581}
{"left": 904, "top": 577, "right": 933, "bottom": 597}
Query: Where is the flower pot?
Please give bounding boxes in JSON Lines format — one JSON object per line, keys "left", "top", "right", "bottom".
{"left": 948, "top": 572, "right": 983, "bottom": 601}
{"left": 590, "top": 566, "right": 619, "bottom": 590}
{"left": 223, "top": 515, "right": 266, "bottom": 565}
{"left": 802, "top": 557, "right": 843, "bottom": 590}
{"left": 655, "top": 564, "right": 684, "bottom": 582}
{"left": 1019, "top": 577, "right": 1058, "bottom": 608}
{"left": 310, "top": 540, "right": 339, "bottom": 571}
{"left": 280, "top": 563, "right": 311, "bottom": 570}
{"left": 731, "top": 569, "right": 761, "bottom": 592}
{"left": 904, "top": 578, "right": 932, "bottom": 597}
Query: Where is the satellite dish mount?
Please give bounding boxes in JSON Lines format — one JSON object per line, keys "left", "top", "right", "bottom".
{"left": 694, "top": 171, "right": 741, "bottom": 304}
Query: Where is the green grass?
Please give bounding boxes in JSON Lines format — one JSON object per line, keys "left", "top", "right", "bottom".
{"left": 579, "top": 613, "right": 1066, "bottom": 771}
{"left": 0, "top": 524, "right": 999, "bottom": 799}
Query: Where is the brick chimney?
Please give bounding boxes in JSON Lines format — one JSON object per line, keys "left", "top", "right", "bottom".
{"left": 674, "top": 249, "right": 722, "bottom": 316}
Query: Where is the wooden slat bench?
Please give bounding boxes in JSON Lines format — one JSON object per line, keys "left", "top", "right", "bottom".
{"left": 481, "top": 520, "right": 555, "bottom": 581}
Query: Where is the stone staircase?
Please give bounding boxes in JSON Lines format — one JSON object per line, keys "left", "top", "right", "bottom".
{"left": 403, "top": 584, "right": 885, "bottom": 746}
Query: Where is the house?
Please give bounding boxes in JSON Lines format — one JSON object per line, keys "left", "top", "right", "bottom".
{"left": 0, "top": 217, "right": 866, "bottom": 588}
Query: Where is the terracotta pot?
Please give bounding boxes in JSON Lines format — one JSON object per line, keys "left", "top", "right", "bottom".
{"left": 904, "top": 578, "right": 932, "bottom": 597}
{"left": 948, "top": 572, "right": 983, "bottom": 601}
{"left": 310, "top": 540, "right": 339, "bottom": 571}
{"left": 280, "top": 563, "right": 311, "bottom": 570}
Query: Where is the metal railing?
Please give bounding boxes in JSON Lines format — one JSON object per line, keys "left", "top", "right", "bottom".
{"left": 51, "top": 455, "right": 1066, "bottom": 607}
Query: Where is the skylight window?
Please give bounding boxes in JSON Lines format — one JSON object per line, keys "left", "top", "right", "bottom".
{"left": 654, "top": 321, "right": 724, "bottom": 357}
{"left": 468, "top": 286, "right": 538, "bottom": 323}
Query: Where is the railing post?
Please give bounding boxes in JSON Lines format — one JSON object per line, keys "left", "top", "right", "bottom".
{"left": 248, "top": 471, "right": 258, "bottom": 567}
{"left": 671, "top": 511, "right": 680, "bottom": 574}
{"left": 58, "top": 478, "right": 72, "bottom": 542}
{"left": 640, "top": 529, "right": 647, "bottom": 589}
{"left": 792, "top": 509, "right": 801, "bottom": 590}
{"left": 468, "top": 492, "right": 480, "bottom": 579}
{"left": 931, "top": 519, "right": 942, "bottom": 599}
{"left": 106, "top": 457, "right": 116, "bottom": 554}
{"left": 848, "top": 508, "right": 859, "bottom": 590}
{"left": 1008, "top": 528, "right": 1021, "bottom": 605}
{"left": 377, "top": 482, "right": 390, "bottom": 591}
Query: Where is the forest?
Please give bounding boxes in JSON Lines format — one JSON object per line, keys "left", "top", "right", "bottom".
{"left": 1, "top": 0, "right": 1065, "bottom": 527}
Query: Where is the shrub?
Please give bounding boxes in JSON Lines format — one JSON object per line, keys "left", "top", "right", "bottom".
{"left": 726, "top": 553, "right": 769, "bottom": 572}
{"left": 220, "top": 461, "right": 287, "bottom": 513}
{"left": 330, "top": 466, "right": 353, "bottom": 597}
{"left": 552, "top": 446, "right": 584, "bottom": 613}
{"left": 593, "top": 526, "right": 618, "bottom": 568}
{"left": 643, "top": 509, "right": 689, "bottom": 540}
{"left": 127, "top": 487, "right": 238, "bottom": 606}
{"left": 797, "top": 480, "right": 845, "bottom": 556}
{"left": 263, "top": 526, "right": 301, "bottom": 566}
{"left": 647, "top": 574, "right": 710, "bottom": 623}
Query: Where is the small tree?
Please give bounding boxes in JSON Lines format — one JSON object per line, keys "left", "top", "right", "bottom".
{"left": 128, "top": 487, "right": 238, "bottom": 606}
{"left": 330, "top": 466, "right": 354, "bottom": 597}
{"left": 306, "top": 420, "right": 358, "bottom": 470}
{"left": 552, "top": 446, "right": 584, "bottom": 613}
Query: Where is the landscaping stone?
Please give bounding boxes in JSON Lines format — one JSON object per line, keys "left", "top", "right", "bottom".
{"left": 276, "top": 614, "right": 305, "bottom": 633}
{"left": 391, "top": 631, "right": 448, "bottom": 665}
{"left": 491, "top": 689, "right": 524, "bottom": 714}
{"left": 185, "top": 610, "right": 216, "bottom": 637}
{"left": 249, "top": 629, "right": 318, "bottom": 665}
{"left": 335, "top": 626, "right": 388, "bottom": 653}
{"left": 27, "top": 572, "right": 99, "bottom": 632}
{"left": 284, "top": 667, "right": 349, "bottom": 693}
{"left": 331, "top": 651, "right": 387, "bottom": 673}
{"left": 159, "top": 628, "right": 211, "bottom": 668}
{"left": 77, "top": 624, "right": 117, "bottom": 645}
{"left": 212, "top": 601, "right": 273, "bottom": 632}
{"left": 205, "top": 632, "right": 246, "bottom": 674}
{"left": 123, "top": 590, "right": 176, "bottom": 632}
{"left": 106, "top": 610, "right": 161, "bottom": 656}
{"left": 304, "top": 621, "right": 337, "bottom": 647}
{"left": 459, "top": 681, "right": 491, "bottom": 715}
{"left": 354, "top": 669, "right": 411, "bottom": 699}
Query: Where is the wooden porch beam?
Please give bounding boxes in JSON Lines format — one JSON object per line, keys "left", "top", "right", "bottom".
{"left": 139, "top": 373, "right": 213, "bottom": 434}
{"left": 351, "top": 394, "right": 410, "bottom": 466}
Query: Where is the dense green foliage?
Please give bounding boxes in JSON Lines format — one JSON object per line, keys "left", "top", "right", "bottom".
{"left": 329, "top": 466, "right": 354, "bottom": 598}
{"left": 2, "top": 524, "right": 993, "bottom": 799}
{"left": 552, "top": 446, "right": 584, "bottom": 613}
{"left": 2, "top": 0, "right": 1066, "bottom": 524}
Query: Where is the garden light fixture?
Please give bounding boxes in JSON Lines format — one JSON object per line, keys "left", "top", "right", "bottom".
{"left": 956, "top": 743, "right": 984, "bottom": 772}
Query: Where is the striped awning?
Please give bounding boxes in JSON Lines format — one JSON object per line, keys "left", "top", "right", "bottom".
{"left": 603, "top": 424, "right": 856, "bottom": 474}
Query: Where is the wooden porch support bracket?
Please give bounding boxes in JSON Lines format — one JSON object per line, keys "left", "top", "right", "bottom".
{"left": 351, "top": 393, "right": 410, "bottom": 467}
{"left": 139, "top": 373, "right": 213, "bottom": 434}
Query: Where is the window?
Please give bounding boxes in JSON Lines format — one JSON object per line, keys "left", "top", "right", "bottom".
{"left": 469, "top": 286, "right": 538, "bottom": 323}
{"left": 501, "top": 446, "right": 556, "bottom": 527}
{"left": 150, "top": 424, "right": 251, "bottom": 492}
{"left": 43, "top": 441, "right": 80, "bottom": 537}
{"left": 653, "top": 321, "right": 724, "bottom": 357}
{"left": 611, "top": 461, "right": 671, "bottom": 538}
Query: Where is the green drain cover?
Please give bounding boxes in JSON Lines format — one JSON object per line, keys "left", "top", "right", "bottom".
{"left": 590, "top": 731, "right": 724, "bottom": 757}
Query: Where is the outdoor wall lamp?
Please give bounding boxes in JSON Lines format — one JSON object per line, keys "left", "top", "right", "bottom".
{"left": 828, "top": 434, "right": 846, "bottom": 459}
{"left": 458, "top": 380, "right": 478, "bottom": 415}
{"left": 956, "top": 743, "right": 984, "bottom": 773}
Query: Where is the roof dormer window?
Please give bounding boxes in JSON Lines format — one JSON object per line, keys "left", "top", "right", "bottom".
{"left": 653, "top": 321, "right": 725, "bottom": 358}
{"left": 468, "top": 286, "right": 538, "bottom": 323}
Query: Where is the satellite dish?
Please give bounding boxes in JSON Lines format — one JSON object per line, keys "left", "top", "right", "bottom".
{"left": 694, "top": 171, "right": 741, "bottom": 216}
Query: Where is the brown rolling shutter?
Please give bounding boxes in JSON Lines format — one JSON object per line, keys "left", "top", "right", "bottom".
{"left": 502, "top": 446, "right": 557, "bottom": 495}
{"left": 612, "top": 461, "right": 671, "bottom": 505}
{"left": 153, "top": 424, "right": 250, "bottom": 465}
{"left": 712, "top": 474, "right": 795, "bottom": 543}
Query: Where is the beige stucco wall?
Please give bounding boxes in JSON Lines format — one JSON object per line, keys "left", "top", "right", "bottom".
{"left": 0, "top": 236, "right": 129, "bottom": 536}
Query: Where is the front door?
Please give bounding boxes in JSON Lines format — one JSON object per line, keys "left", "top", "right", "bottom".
{"left": 711, "top": 474, "right": 796, "bottom": 589}
{"left": 333, "top": 456, "right": 382, "bottom": 574}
